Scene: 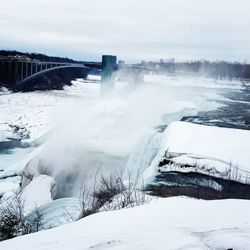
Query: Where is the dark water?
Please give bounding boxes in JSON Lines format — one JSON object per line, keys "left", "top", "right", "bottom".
{"left": 147, "top": 171, "right": 250, "bottom": 200}
{"left": 182, "top": 87, "right": 250, "bottom": 130}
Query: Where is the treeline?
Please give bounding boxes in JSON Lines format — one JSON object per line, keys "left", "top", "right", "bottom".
{"left": 140, "top": 60, "right": 250, "bottom": 81}
{"left": 0, "top": 50, "right": 78, "bottom": 63}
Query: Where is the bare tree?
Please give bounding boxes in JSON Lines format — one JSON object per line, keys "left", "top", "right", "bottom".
{"left": 0, "top": 192, "right": 25, "bottom": 240}
{"left": 0, "top": 192, "right": 44, "bottom": 241}
{"left": 77, "top": 171, "right": 149, "bottom": 218}
{"left": 25, "top": 206, "right": 44, "bottom": 234}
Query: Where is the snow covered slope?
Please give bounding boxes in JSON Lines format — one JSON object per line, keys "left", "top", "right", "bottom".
{"left": 1, "top": 197, "right": 250, "bottom": 250}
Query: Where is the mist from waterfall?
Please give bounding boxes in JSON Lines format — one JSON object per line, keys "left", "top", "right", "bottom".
{"left": 24, "top": 77, "right": 225, "bottom": 197}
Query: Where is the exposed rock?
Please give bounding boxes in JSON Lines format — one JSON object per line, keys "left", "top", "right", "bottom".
{"left": 147, "top": 171, "right": 250, "bottom": 200}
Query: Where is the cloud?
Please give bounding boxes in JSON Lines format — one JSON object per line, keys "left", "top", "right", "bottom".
{"left": 0, "top": 0, "right": 249, "bottom": 62}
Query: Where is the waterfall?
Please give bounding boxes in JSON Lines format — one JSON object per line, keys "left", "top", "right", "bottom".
{"left": 125, "top": 127, "right": 163, "bottom": 181}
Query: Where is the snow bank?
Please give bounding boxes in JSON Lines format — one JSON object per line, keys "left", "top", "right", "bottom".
{"left": 144, "top": 121, "right": 250, "bottom": 184}
{"left": 1, "top": 197, "right": 250, "bottom": 249}
{"left": 87, "top": 75, "right": 101, "bottom": 81}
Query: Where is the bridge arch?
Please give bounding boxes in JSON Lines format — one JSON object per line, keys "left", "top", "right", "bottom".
{"left": 16, "top": 64, "right": 100, "bottom": 91}
{"left": 20, "top": 65, "right": 90, "bottom": 83}
{"left": 0, "top": 59, "right": 100, "bottom": 88}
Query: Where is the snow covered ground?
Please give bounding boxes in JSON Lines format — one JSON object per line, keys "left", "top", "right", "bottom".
{"left": 1, "top": 197, "right": 250, "bottom": 250}
{"left": 0, "top": 79, "right": 100, "bottom": 144}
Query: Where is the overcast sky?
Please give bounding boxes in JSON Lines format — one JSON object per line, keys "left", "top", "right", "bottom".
{"left": 0, "top": 0, "right": 249, "bottom": 62}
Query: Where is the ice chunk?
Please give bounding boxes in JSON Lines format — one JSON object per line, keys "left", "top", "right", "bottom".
{"left": 26, "top": 198, "right": 81, "bottom": 230}
{"left": 21, "top": 175, "right": 57, "bottom": 214}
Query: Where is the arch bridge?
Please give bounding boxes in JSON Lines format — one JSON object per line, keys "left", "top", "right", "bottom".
{"left": 0, "top": 58, "right": 98, "bottom": 87}
{"left": 0, "top": 55, "right": 152, "bottom": 90}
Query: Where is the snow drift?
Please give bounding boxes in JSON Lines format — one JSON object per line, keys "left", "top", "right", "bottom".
{"left": 1, "top": 197, "right": 250, "bottom": 250}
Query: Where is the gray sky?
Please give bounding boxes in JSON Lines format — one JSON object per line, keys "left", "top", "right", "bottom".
{"left": 0, "top": 0, "right": 249, "bottom": 62}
